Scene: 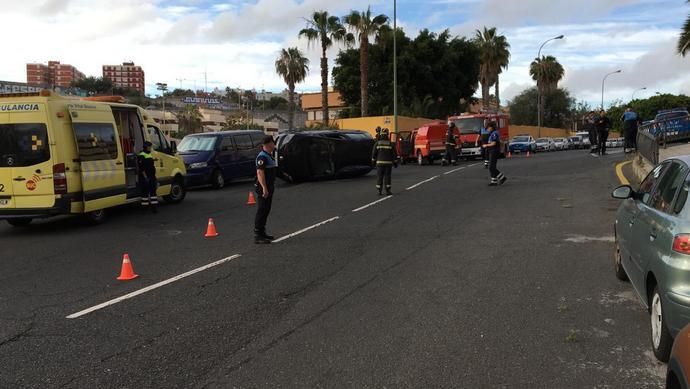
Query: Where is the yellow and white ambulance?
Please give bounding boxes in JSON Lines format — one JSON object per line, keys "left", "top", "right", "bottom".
{"left": 0, "top": 91, "right": 187, "bottom": 226}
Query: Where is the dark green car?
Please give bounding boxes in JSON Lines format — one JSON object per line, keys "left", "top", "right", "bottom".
{"left": 612, "top": 157, "right": 690, "bottom": 362}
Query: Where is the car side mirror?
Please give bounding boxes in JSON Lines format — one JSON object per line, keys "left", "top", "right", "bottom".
{"left": 170, "top": 141, "right": 177, "bottom": 154}
{"left": 612, "top": 185, "right": 634, "bottom": 199}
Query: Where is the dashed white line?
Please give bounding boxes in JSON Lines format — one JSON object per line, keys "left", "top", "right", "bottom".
{"left": 352, "top": 196, "right": 393, "bottom": 213}
{"left": 66, "top": 254, "right": 242, "bottom": 319}
{"left": 406, "top": 175, "right": 440, "bottom": 190}
{"left": 468, "top": 163, "right": 480, "bottom": 167}
{"left": 272, "top": 216, "right": 340, "bottom": 243}
{"left": 443, "top": 166, "right": 466, "bottom": 175}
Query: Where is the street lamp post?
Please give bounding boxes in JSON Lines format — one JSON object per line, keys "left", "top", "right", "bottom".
{"left": 156, "top": 82, "right": 168, "bottom": 133}
{"left": 601, "top": 70, "right": 622, "bottom": 110}
{"left": 536, "top": 35, "right": 564, "bottom": 138}
{"left": 631, "top": 87, "right": 647, "bottom": 101}
{"left": 393, "top": 0, "right": 398, "bottom": 135}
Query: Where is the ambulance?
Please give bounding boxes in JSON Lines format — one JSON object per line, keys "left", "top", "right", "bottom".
{"left": 0, "top": 91, "right": 187, "bottom": 226}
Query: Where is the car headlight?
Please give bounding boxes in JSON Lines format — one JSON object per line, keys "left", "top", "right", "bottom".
{"left": 189, "top": 162, "right": 208, "bottom": 169}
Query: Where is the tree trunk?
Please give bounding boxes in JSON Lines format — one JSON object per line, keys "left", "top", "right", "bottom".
{"left": 495, "top": 76, "right": 500, "bottom": 109}
{"left": 288, "top": 83, "right": 295, "bottom": 131}
{"left": 360, "top": 37, "right": 369, "bottom": 117}
{"left": 321, "top": 46, "right": 329, "bottom": 125}
{"left": 482, "top": 77, "right": 490, "bottom": 110}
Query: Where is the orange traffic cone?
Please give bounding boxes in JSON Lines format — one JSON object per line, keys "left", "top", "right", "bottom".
{"left": 205, "top": 218, "right": 219, "bottom": 238}
{"left": 116, "top": 254, "right": 139, "bottom": 281}
{"left": 246, "top": 192, "right": 256, "bottom": 206}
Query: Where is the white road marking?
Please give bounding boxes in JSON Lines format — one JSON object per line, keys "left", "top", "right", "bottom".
{"left": 406, "top": 175, "right": 439, "bottom": 191}
{"left": 66, "top": 254, "right": 242, "bottom": 319}
{"left": 443, "top": 167, "right": 466, "bottom": 175}
{"left": 272, "top": 217, "right": 340, "bottom": 243}
{"left": 468, "top": 163, "right": 480, "bottom": 167}
{"left": 564, "top": 235, "right": 615, "bottom": 243}
{"left": 352, "top": 196, "right": 393, "bottom": 212}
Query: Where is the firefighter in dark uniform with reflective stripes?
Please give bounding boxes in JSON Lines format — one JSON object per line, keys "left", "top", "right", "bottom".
{"left": 442, "top": 122, "right": 459, "bottom": 166}
{"left": 372, "top": 128, "right": 397, "bottom": 195}
{"left": 138, "top": 141, "right": 158, "bottom": 213}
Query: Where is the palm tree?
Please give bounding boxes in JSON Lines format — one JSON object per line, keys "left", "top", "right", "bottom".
{"left": 275, "top": 47, "right": 310, "bottom": 131}
{"left": 530, "top": 55, "right": 565, "bottom": 126}
{"left": 176, "top": 105, "right": 203, "bottom": 135}
{"left": 529, "top": 55, "right": 565, "bottom": 95}
{"left": 473, "top": 27, "right": 511, "bottom": 109}
{"left": 343, "top": 7, "right": 389, "bottom": 117}
{"left": 299, "top": 11, "right": 354, "bottom": 124}
{"left": 678, "top": 1, "right": 690, "bottom": 56}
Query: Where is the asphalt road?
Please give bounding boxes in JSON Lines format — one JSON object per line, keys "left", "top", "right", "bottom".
{"left": 0, "top": 149, "right": 666, "bottom": 388}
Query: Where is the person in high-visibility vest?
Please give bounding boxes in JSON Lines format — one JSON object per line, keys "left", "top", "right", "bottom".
{"left": 371, "top": 128, "right": 397, "bottom": 196}
{"left": 138, "top": 141, "right": 158, "bottom": 213}
{"left": 442, "top": 122, "right": 459, "bottom": 166}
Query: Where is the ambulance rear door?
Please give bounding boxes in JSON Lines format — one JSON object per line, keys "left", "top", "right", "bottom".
{"left": 68, "top": 103, "right": 126, "bottom": 212}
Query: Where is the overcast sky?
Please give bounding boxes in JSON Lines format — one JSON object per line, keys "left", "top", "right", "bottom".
{"left": 1, "top": 0, "right": 688, "bottom": 108}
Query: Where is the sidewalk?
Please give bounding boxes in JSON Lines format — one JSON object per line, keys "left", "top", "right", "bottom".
{"left": 631, "top": 142, "right": 690, "bottom": 182}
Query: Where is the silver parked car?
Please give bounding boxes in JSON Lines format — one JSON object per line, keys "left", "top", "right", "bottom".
{"left": 612, "top": 157, "right": 690, "bottom": 362}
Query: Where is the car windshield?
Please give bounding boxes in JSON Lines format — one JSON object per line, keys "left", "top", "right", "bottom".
{"left": 512, "top": 136, "right": 530, "bottom": 142}
{"left": 537, "top": 138, "right": 549, "bottom": 142}
{"left": 178, "top": 136, "right": 217, "bottom": 152}
{"left": 451, "top": 118, "right": 484, "bottom": 134}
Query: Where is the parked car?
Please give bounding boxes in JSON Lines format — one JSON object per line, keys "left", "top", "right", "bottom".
{"left": 553, "top": 137, "right": 567, "bottom": 150}
{"left": 615, "top": 137, "right": 625, "bottom": 148}
{"left": 612, "top": 157, "right": 690, "bottom": 361}
{"left": 179, "top": 130, "right": 263, "bottom": 189}
{"left": 568, "top": 136, "right": 583, "bottom": 149}
{"left": 667, "top": 323, "right": 690, "bottom": 389}
{"left": 582, "top": 135, "right": 592, "bottom": 148}
{"left": 508, "top": 135, "right": 537, "bottom": 154}
{"left": 535, "top": 137, "right": 556, "bottom": 152}
{"left": 276, "top": 130, "right": 374, "bottom": 182}
{"left": 606, "top": 138, "right": 617, "bottom": 148}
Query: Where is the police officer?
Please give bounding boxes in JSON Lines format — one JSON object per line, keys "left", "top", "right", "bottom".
{"left": 482, "top": 122, "right": 507, "bottom": 186}
{"left": 477, "top": 119, "right": 491, "bottom": 168}
{"left": 595, "top": 110, "right": 612, "bottom": 156}
{"left": 254, "top": 136, "right": 277, "bottom": 244}
{"left": 442, "top": 122, "right": 459, "bottom": 166}
{"left": 372, "top": 128, "right": 397, "bottom": 195}
{"left": 138, "top": 141, "right": 158, "bottom": 213}
{"left": 621, "top": 107, "right": 639, "bottom": 153}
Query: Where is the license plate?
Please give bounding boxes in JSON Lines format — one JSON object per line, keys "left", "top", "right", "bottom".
{"left": 0, "top": 199, "right": 8, "bottom": 206}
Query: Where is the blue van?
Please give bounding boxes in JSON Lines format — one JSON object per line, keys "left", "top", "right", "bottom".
{"left": 178, "top": 130, "right": 264, "bottom": 188}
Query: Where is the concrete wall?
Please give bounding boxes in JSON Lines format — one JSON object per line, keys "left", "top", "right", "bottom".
{"left": 510, "top": 125, "right": 571, "bottom": 138}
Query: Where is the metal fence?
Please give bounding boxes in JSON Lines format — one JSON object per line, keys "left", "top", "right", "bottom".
{"left": 637, "top": 126, "right": 659, "bottom": 165}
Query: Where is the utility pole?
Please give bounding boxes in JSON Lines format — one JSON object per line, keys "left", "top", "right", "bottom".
{"left": 601, "top": 70, "right": 622, "bottom": 110}
{"left": 156, "top": 82, "right": 168, "bottom": 133}
{"left": 536, "top": 35, "right": 564, "bottom": 138}
{"left": 393, "top": 0, "right": 398, "bottom": 135}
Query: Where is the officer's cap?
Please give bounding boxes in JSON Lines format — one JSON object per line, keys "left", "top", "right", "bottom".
{"left": 262, "top": 136, "right": 275, "bottom": 145}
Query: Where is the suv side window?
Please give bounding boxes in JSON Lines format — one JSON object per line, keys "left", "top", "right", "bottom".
{"left": 639, "top": 162, "right": 670, "bottom": 205}
{"left": 220, "top": 136, "right": 235, "bottom": 152}
{"left": 233, "top": 134, "right": 253, "bottom": 150}
{"left": 649, "top": 162, "right": 686, "bottom": 213}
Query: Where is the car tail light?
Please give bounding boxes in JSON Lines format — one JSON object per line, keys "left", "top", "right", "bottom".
{"left": 53, "top": 163, "right": 68, "bottom": 194}
{"left": 672, "top": 234, "right": 690, "bottom": 255}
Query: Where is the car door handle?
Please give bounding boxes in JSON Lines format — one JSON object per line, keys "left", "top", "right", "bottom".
{"left": 115, "top": 162, "right": 123, "bottom": 165}
{"left": 13, "top": 177, "right": 25, "bottom": 181}
{"left": 650, "top": 230, "right": 658, "bottom": 241}
{"left": 628, "top": 218, "right": 635, "bottom": 227}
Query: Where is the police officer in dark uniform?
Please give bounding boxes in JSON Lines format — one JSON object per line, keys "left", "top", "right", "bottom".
{"left": 372, "top": 128, "right": 397, "bottom": 195}
{"left": 594, "top": 110, "right": 612, "bottom": 156}
{"left": 254, "top": 136, "right": 277, "bottom": 244}
{"left": 482, "top": 122, "right": 507, "bottom": 186}
{"left": 442, "top": 122, "right": 459, "bottom": 166}
{"left": 477, "top": 119, "right": 491, "bottom": 168}
{"left": 138, "top": 141, "right": 158, "bottom": 213}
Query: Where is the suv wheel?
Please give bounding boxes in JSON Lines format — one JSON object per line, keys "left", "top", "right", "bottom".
{"left": 84, "top": 209, "right": 106, "bottom": 225}
{"left": 211, "top": 170, "right": 225, "bottom": 189}
{"left": 650, "top": 286, "right": 673, "bottom": 362}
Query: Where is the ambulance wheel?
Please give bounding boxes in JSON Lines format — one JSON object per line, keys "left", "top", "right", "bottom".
{"left": 7, "top": 218, "right": 32, "bottom": 227}
{"left": 164, "top": 177, "right": 186, "bottom": 204}
{"left": 211, "top": 170, "right": 225, "bottom": 189}
{"left": 84, "top": 209, "right": 107, "bottom": 225}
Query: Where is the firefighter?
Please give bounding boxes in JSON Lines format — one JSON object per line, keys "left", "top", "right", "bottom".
{"left": 442, "top": 122, "right": 459, "bottom": 166}
{"left": 138, "top": 141, "right": 158, "bottom": 213}
{"left": 482, "top": 122, "right": 507, "bottom": 186}
{"left": 374, "top": 126, "right": 382, "bottom": 141}
{"left": 372, "top": 128, "right": 397, "bottom": 195}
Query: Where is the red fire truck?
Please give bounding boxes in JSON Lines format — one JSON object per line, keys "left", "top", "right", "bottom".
{"left": 447, "top": 112, "right": 510, "bottom": 158}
